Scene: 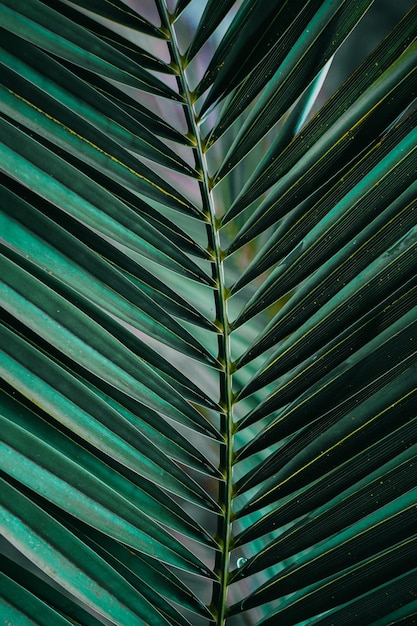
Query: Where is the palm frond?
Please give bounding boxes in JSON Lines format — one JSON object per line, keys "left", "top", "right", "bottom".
{"left": 0, "top": 0, "right": 416, "bottom": 624}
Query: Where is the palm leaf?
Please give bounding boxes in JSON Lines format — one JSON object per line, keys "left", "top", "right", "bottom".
{"left": 0, "top": 0, "right": 416, "bottom": 624}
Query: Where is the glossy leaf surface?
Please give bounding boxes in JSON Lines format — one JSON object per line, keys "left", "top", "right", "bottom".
{"left": 0, "top": 1, "right": 415, "bottom": 624}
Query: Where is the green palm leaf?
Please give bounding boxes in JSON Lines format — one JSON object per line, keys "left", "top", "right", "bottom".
{"left": 0, "top": 1, "right": 416, "bottom": 624}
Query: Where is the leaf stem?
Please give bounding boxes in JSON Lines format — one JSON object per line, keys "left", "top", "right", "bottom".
{"left": 158, "top": 4, "right": 234, "bottom": 624}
